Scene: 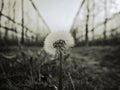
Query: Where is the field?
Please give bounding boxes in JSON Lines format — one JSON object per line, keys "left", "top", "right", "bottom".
{"left": 0, "top": 45, "right": 120, "bottom": 90}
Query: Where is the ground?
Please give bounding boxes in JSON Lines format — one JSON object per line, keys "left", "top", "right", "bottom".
{"left": 0, "top": 45, "right": 120, "bottom": 90}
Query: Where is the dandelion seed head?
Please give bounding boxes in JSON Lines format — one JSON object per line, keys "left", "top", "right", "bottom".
{"left": 53, "top": 39, "right": 65, "bottom": 49}
{"left": 44, "top": 31, "right": 75, "bottom": 56}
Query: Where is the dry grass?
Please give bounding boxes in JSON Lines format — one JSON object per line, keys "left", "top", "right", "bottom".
{"left": 0, "top": 45, "right": 120, "bottom": 90}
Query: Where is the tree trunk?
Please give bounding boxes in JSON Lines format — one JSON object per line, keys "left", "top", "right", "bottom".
{"left": 0, "top": 0, "right": 4, "bottom": 38}
{"left": 85, "top": 0, "right": 90, "bottom": 45}
{"left": 21, "top": 0, "right": 24, "bottom": 44}
{"left": 103, "top": 0, "right": 107, "bottom": 40}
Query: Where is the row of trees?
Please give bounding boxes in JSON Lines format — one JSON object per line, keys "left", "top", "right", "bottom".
{"left": 0, "top": 0, "right": 50, "bottom": 46}
{"left": 71, "top": 0, "right": 120, "bottom": 46}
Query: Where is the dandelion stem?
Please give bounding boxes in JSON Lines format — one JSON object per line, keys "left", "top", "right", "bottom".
{"left": 58, "top": 48, "right": 63, "bottom": 90}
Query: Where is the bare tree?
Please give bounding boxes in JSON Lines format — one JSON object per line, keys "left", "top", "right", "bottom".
{"left": 29, "top": 0, "right": 51, "bottom": 31}
{"left": 0, "top": 0, "right": 4, "bottom": 38}
{"left": 72, "top": 28, "right": 79, "bottom": 44}
{"left": 70, "top": 0, "right": 85, "bottom": 44}
{"left": 4, "top": 0, "right": 11, "bottom": 42}
{"left": 21, "top": 0, "right": 24, "bottom": 44}
{"left": 85, "top": 0, "right": 90, "bottom": 45}
{"left": 12, "top": 0, "right": 16, "bottom": 41}
{"left": 103, "top": 0, "right": 108, "bottom": 40}
{"left": 91, "top": 0, "right": 95, "bottom": 41}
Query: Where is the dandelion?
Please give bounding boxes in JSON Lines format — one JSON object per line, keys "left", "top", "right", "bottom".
{"left": 44, "top": 31, "right": 74, "bottom": 90}
{"left": 44, "top": 31, "right": 75, "bottom": 56}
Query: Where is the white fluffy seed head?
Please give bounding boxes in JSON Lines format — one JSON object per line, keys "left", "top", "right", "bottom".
{"left": 44, "top": 31, "right": 75, "bottom": 56}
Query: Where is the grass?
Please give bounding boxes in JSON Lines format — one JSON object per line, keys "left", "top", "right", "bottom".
{"left": 0, "top": 45, "right": 120, "bottom": 90}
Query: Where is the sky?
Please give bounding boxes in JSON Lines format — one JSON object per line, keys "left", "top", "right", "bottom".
{"left": 2, "top": 0, "right": 120, "bottom": 34}
{"left": 34, "top": 0, "right": 81, "bottom": 32}
{"left": 33, "top": 0, "right": 120, "bottom": 33}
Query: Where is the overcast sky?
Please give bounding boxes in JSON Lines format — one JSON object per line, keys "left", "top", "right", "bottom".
{"left": 34, "top": 0, "right": 120, "bottom": 32}
{"left": 2, "top": 0, "right": 120, "bottom": 33}
{"left": 34, "top": 0, "right": 81, "bottom": 32}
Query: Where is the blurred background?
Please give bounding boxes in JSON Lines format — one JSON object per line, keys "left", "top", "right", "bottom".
{"left": 0, "top": 0, "right": 120, "bottom": 46}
